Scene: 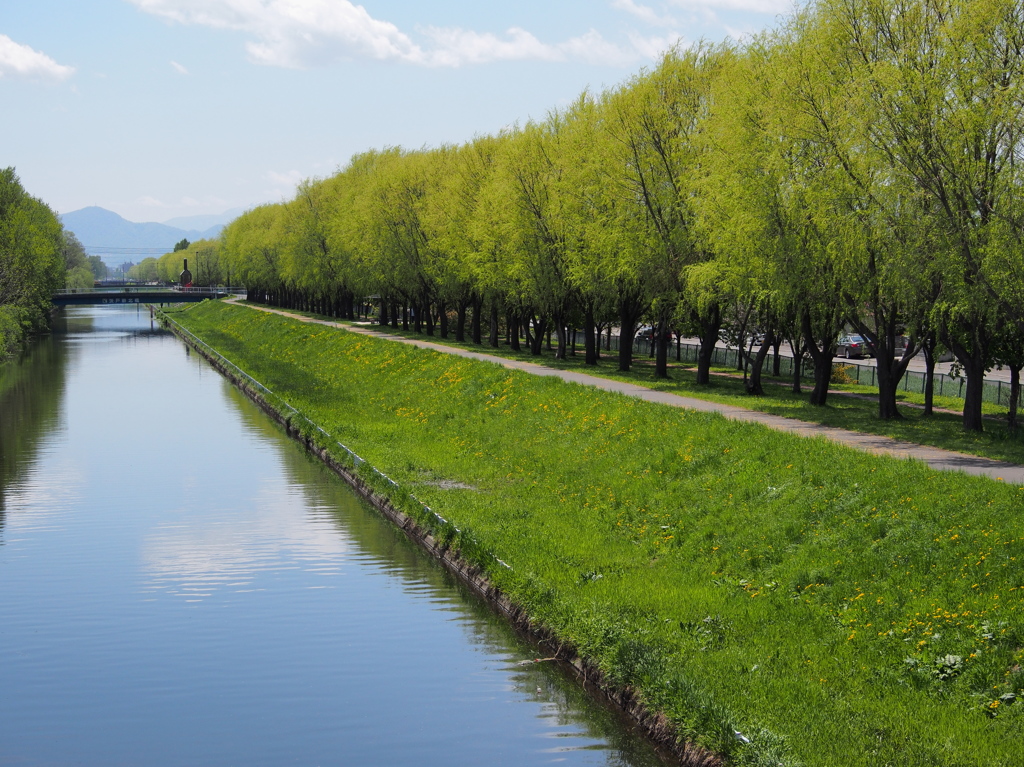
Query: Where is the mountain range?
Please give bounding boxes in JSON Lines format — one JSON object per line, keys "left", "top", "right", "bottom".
{"left": 60, "top": 206, "right": 244, "bottom": 265}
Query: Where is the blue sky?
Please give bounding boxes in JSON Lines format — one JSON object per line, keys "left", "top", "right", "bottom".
{"left": 2, "top": 0, "right": 791, "bottom": 224}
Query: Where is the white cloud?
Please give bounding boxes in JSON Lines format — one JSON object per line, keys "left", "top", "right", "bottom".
{"left": 667, "top": 0, "right": 790, "bottom": 15}
{"left": 419, "top": 26, "right": 560, "bottom": 67}
{"left": 128, "top": 0, "right": 656, "bottom": 68}
{"left": 558, "top": 29, "right": 652, "bottom": 67}
{"left": 0, "top": 34, "right": 74, "bottom": 80}
{"left": 268, "top": 169, "right": 304, "bottom": 187}
{"left": 627, "top": 31, "right": 687, "bottom": 60}
{"left": 171, "top": 60, "right": 189, "bottom": 74}
{"left": 611, "top": 0, "right": 680, "bottom": 27}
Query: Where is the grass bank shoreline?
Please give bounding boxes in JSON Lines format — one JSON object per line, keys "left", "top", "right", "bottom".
{"left": 160, "top": 308, "right": 718, "bottom": 766}
{"left": 256, "top": 302, "right": 1024, "bottom": 468}
{"left": 163, "top": 300, "right": 1024, "bottom": 767}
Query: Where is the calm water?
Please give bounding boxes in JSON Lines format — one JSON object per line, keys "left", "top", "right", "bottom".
{"left": 0, "top": 306, "right": 668, "bottom": 767}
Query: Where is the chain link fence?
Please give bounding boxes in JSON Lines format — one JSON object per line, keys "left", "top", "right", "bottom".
{"left": 583, "top": 333, "right": 1020, "bottom": 408}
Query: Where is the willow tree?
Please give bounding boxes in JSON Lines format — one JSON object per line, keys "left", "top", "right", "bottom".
{"left": 338, "top": 148, "right": 418, "bottom": 328}
{"left": 548, "top": 93, "right": 624, "bottom": 365}
{"left": 363, "top": 148, "right": 451, "bottom": 333}
{"left": 420, "top": 139, "right": 497, "bottom": 341}
{"left": 481, "top": 122, "right": 577, "bottom": 358}
{"left": 696, "top": 41, "right": 788, "bottom": 394}
{"left": 278, "top": 176, "right": 360, "bottom": 318}
{"left": 824, "top": 0, "right": 1024, "bottom": 430}
{"left": 220, "top": 204, "right": 286, "bottom": 305}
{"left": 604, "top": 44, "right": 728, "bottom": 380}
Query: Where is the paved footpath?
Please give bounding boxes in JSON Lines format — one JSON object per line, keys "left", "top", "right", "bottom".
{"left": 234, "top": 301, "right": 1024, "bottom": 485}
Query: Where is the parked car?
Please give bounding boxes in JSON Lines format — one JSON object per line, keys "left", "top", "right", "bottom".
{"left": 636, "top": 326, "right": 677, "bottom": 340}
{"left": 835, "top": 334, "right": 874, "bottom": 359}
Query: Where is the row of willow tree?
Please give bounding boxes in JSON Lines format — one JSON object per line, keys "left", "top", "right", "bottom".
{"left": 208, "top": 0, "right": 1024, "bottom": 433}
{"left": 0, "top": 168, "right": 97, "bottom": 357}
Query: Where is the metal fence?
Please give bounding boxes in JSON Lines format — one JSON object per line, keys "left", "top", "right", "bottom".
{"left": 582, "top": 333, "right": 1020, "bottom": 408}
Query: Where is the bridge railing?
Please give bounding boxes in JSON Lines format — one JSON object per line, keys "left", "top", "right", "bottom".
{"left": 53, "top": 286, "right": 247, "bottom": 296}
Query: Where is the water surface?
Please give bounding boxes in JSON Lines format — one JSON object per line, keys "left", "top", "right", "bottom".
{"left": 0, "top": 306, "right": 669, "bottom": 767}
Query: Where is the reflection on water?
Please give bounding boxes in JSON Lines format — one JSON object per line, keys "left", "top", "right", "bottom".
{"left": 0, "top": 306, "right": 671, "bottom": 767}
{"left": 0, "top": 313, "right": 75, "bottom": 541}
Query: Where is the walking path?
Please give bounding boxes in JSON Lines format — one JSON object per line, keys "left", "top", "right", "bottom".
{"left": 232, "top": 301, "right": 1024, "bottom": 485}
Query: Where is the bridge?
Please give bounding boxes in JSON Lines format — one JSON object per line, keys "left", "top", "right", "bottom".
{"left": 52, "top": 287, "right": 243, "bottom": 306}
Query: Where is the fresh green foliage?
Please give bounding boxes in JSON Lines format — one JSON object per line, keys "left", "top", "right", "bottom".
{"left": 173, "top": 300, "right": 1024, "bottom": 766}
{"left": 0, "top": 167, "right": 66, "bottom": 357}
{"left": 213, "top": 0, "right": 1024, "bottom": 434}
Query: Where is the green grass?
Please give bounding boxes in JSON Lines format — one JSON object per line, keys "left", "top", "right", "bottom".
{"left": 272, "top": 306, "right": 1024, "bottom": 467}
{"left": 169, "top": 300, "right": 1024, "bottom": 766}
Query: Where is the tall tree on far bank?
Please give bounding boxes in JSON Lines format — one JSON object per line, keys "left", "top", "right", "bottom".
{"left": 0, "top": 168, "right": 65, "bottom": 356}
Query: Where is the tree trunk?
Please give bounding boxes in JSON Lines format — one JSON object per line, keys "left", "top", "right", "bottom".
{"left": 947, "top": 334, "right": 988, "bottom": 432}
{"left": 530, "top": 316, "right": 547, "bottom": 356}
{"left": 654, "top": 321, "right": 669, "bottom": 379}
{"left": 379, "top": 300, "right": 389, "bottom": 327}
{"left": 554, "top": 320, "right": 567, "bottom": 360}
{"left": 962, "top": 361, "right": 985, "bottom": 432}
{"left": 455, "top": 299, "right": 468, "bottom": 342}
{"left": 1007, "top": 366, "right": 1022, "bottom": 431}
{"left": 438, "top": 300, "right": 449, "bottom": 338}
{"left": 489, "top": 302, "right": 499, "bottom": 348}
{"left": 583, "top": 303, "right": 597, "bottom": 366}
{"left": 695, "top": 304, "right": 722, "bottom": 386}
{"left": 875, "top": 356, "right": 902, "bottom": 420}
{"left": 809, "top": 358, "right": 832, "bottom": 406}
{"left": 852, "top": 315, "right": 915, "bottom": 421}
{"left": 508, "top": 310, "right": 521, "bottom": 352}
{"left": 616, "top": 292, "right": 645, "bottom": 373}
{"left": 921, "top": 334, "right": 937, "bottom": 415}
{"left": 801, "top": 316, "right": 833, "bottom": 406}
{"left": 747, "top": 335, "right": 773, "bottom": 395}
{"left": 471, "top": 295, "right": 483, "bottom": 345}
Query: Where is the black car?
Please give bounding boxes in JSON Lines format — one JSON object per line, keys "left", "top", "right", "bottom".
{"left": 836, "top": 334, "right": 874, "bottom": 359}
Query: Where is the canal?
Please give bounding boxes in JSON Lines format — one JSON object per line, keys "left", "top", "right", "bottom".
{"left": 0, "top": 306, "right": 670, "bottom": 766}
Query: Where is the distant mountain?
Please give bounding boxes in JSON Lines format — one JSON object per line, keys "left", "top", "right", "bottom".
{"left": 59, "top": 206, "right": 238, "bottom": 263}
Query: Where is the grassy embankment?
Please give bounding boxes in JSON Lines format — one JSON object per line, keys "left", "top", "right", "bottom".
{"left": 289, "top": 310, "right": 1024, "bottom": 466}
{"left": 170, "top": 300, "right": 1024, "bottom": 767}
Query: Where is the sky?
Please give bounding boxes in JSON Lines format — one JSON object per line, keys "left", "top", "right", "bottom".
{"left": 1, "top": 0, "right": 792, "bottom": 225}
